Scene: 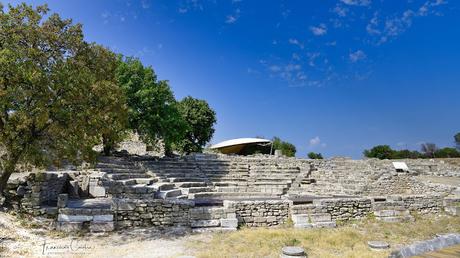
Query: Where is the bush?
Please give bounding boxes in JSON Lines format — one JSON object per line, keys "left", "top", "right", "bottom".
{"left": 272, "top": 137, "right": 296, "bottom": 157}
{"left": 308, "top": 152, "right": 324, "bottom": 159}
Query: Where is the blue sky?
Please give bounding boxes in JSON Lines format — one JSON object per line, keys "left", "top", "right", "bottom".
{"left": 4, "top": 0, "right": 460, "bottom": 158}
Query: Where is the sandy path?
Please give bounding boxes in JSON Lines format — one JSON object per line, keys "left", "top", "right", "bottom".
{"left": 0, "top": 212, "right": 207, "bottom": 258}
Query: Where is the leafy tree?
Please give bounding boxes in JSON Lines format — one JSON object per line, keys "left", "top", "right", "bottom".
{"left": 392, "top": 149, "right": 423, "bottom": 159}
{"left": 272, "top": 137, "right": 296, "bottom": 157}
{"left": 421, "top": 143, "right": 438, "bottom": 158}
{"left": 116, "top": 57, "right": 186, "bottom": 155}
{"left": 0, "top": 4, "right": 125, "bottom": 198}
{"left": 174, "top": 96, "right": 217, "bottom": 154}
{"left": 308, "top": 152, "right": 323, "bottom": 159}
{"left": 85, "top": 44, "right": 128, "bottom": 155}
{"left": 434, "top": 148, "right": 460, "bottom": 158}
{"left": 363, "top": 145, "right": 395, "bottom": 159}
{"left": 455, "top": 133, "right": 460, "bottom": 150}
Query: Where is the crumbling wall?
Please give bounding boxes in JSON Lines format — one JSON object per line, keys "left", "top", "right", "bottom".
{"left": 113, "top": 198, "right": 194, "bottom": 229}
{"left": 224, "top": 200, "right": 291, "bottom": 227}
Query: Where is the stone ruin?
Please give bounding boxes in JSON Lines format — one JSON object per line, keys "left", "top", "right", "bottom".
{"left": 4, "top": 153, "right": 460, "bottom": 233}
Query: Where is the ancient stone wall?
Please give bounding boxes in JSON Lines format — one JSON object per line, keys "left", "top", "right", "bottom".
{"left": 113, "top": 198, "right": 194, "bottom": 229}
{"left": 224, "top": 200, "right": 291, "bottom": 227}
{"left": 10, "top": 172, "right": 69, "bottom": 215}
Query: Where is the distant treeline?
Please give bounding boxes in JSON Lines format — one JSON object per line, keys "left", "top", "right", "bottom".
{"left": 364, "top": 133, "right": 460, "bottom": 159}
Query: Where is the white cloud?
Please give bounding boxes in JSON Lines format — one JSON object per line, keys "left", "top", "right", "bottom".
{"left": 340, "top": 0, "right": 371, "bottom": 6}
{"left": 366, "top": 1, "right": 448, "bottom": 44}
{"left": 310, "top": 24, "right": 327, "bottom": 36}
{"left": 225, "top": 8, "right": 241, "bottom": 24}
{"left": 288, "top": 38, "right": 304, "bottom": 49}
{"left": 141, "top": 0, "right": 150, "bottom": 9}
{"left": 309, "top": 136, "right": 321, "bottom": 147}
{"left": 333, "top": 5, "right": 349, "bottom": 17}
{"left": 349, "top": 50, "right": 366, "bottom": 62}
{"left": 308, "top": 52, "right": 320, "bottom": 67}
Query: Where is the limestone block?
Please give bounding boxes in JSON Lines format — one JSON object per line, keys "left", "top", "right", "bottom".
{"left": 58, "top": 214, "right": 93, "bottom": 222}
{"left": 90, "top": 222, "right": 114, "bottom": 232}
{"left": 190, "top": 219, "right": 220, "bottom": 228}
{"left": 93, "top": 214, "right": 114, "bottom": 222}
{"left": 444, "top": 206, "right": 460, "bottom": 216}
{"left": 116, "top": 200, "right": 137, "bottom": 211}
{"left": 89, "top": 185, "right": 106, "bottom": 197}
{"left": 220, "top": 218, "right": 238, "bottom": 228}
{"left": 57, "top": 194, "right": 68, "bottom": 208}
{"left": 57, "top": 222, "right": 83, "bottom": 232}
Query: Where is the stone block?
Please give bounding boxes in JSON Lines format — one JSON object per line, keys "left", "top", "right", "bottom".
{"left": 116, "top": 201, "right": 137, "bottom": 211}
{"left": 444, "top": 206, "right": 460, "bottom": 216}
{"left": 89, "top": 185, "right": 106, "bottom": 197}
{"left": 93, "top": 214, "right": 114, "bottom": 222}
{"left": 190, "top": 219, "right": 220, "bottom": 228}
{"left": 220, "top": 218, "right": 238, "bottom": 228}
{"left": 58, "top": 214, "right": 93, "bottom": 222}
{"left": 57, "top": 222, "right": 83, "bottom": 232}
{"left": 90, "top": 222, "right": 114, "bottom": 232}
{"left": 57, "top": 194, "right": 68, "bottom": 208}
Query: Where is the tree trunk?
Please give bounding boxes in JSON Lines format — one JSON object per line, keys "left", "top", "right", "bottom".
{"left": 102, "top": 135, "right": 113, "bottom": 156}
{"left": 0, "top": 162, "right": 15, "bottom": 206}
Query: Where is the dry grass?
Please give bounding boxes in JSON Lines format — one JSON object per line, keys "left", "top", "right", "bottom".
{"left": 190, "top": 215, "right": 460, "bottom": 258}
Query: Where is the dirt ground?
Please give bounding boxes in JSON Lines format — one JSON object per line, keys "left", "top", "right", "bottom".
{"left": 1, "top": 211, "right": 460, "bottom": 258}
{"left": 0, "top": 212, "right": 207, "bottom": 258}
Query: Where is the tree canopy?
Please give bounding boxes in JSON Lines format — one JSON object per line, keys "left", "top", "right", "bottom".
{"left": 308, "top": 152, "right": 323, "bottom": 159}
{"left": 363, "top": 144, "right": 460, "bottom": 159}
{"left": 272, "top": 137, "right": 296, "bottom": 157}
{"left": 174, "top": 96, "right": 216, "bottom": 154}
{"left": 0, "top": 4, "right": 127, "bottom": 196}
{"left": 115, "top": 57, "right": 187, "bottom": 155}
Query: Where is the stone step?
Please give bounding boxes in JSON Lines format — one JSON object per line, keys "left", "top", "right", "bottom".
{"left": 190, "top": 192, "right": 279, "bottom": 199}
{"left": 115, "top": 178, "right": 157, "bottom": 186}
{"left": 181, "top": 186, "right": 211, "bottom": 194}
{"left": 157, "top": 189, "right": 183, "bottom": 199}
{"left": 107, "top": 173, "right": 151, "bottom": 180}
{"left": 294, "top": 221, "right": 337, "bottom": 229}
{"left": 169, "top": 177, "right": 207, "bottom": 183}
{"left": 154, "top": 182, "right": 176, "bottom": 191}
{"left": 174, "top": 182, "right": 207, "bottom": 188}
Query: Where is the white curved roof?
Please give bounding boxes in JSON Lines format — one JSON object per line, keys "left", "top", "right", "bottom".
{"left": 210, "top": 138, "right": 271, "bottom": 149}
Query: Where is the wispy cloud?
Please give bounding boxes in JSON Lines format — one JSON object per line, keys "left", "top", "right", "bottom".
{"left": 310, "top": 24, "right": 327, "bottom": 36}
{"left": 332, "top": 4, "right": 349, "bottom": 17}
{"left": 340, "top": 0, "right": 371, "bottom": 6}
{"left": 366, "top": 0, "right": 448, "bottom": 44}
{"left": 226, "top": 8, "right": 241, "bottom": 24}
{"left": 309, "top": 136, "right": 327, "bottom": 148}
{"left": 349, "top": 50, "right": 366, "bottom": 63}
{"left": 288, "top": 38, "right": 304, "bottom": 49}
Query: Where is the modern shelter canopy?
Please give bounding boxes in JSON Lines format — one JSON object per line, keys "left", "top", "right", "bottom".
{"left": 210, "top": 138, "right": 272, "bottom": 155}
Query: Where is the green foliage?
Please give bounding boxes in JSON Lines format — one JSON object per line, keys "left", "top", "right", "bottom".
{"left": 434, "top": 147, "right": 460, "bottom": 158}
{"left": 308, "top": 152, "right": 324, "bottom": 159}
{"left": 272, "top": 137, "right": 296, "bottom": 157}
{"left": 86, "top": 44, "right": 128, "bottom": 155}
{"left": 174, "top": 96, "right": 217, "bottom": 154}
{"left": 363, "top": 145, "right": 395, "bottom": 159}
{"left": 364, "top": 144, "right": 460, "bottom": 159}
{"left": 116, "top": 57, "right": 187, "bottom": 155}
{"left": 0, "top": 4, "right": 126, "bottom": 193}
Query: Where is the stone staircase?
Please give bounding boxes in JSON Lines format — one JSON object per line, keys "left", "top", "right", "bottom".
{"left": 140, "top": 157, "right": 209, "bottom": 199}
{"left": 57, "top": 199, "right": 114, "bottom": 232}
{"left": 372, "top": 199, "right": 414, "bottom": 222}
{"left": 97, "top": 156, "right": 158, "bottom": 198}
{"left": 290, "top": 203, "right": 336, "bottom": 228}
